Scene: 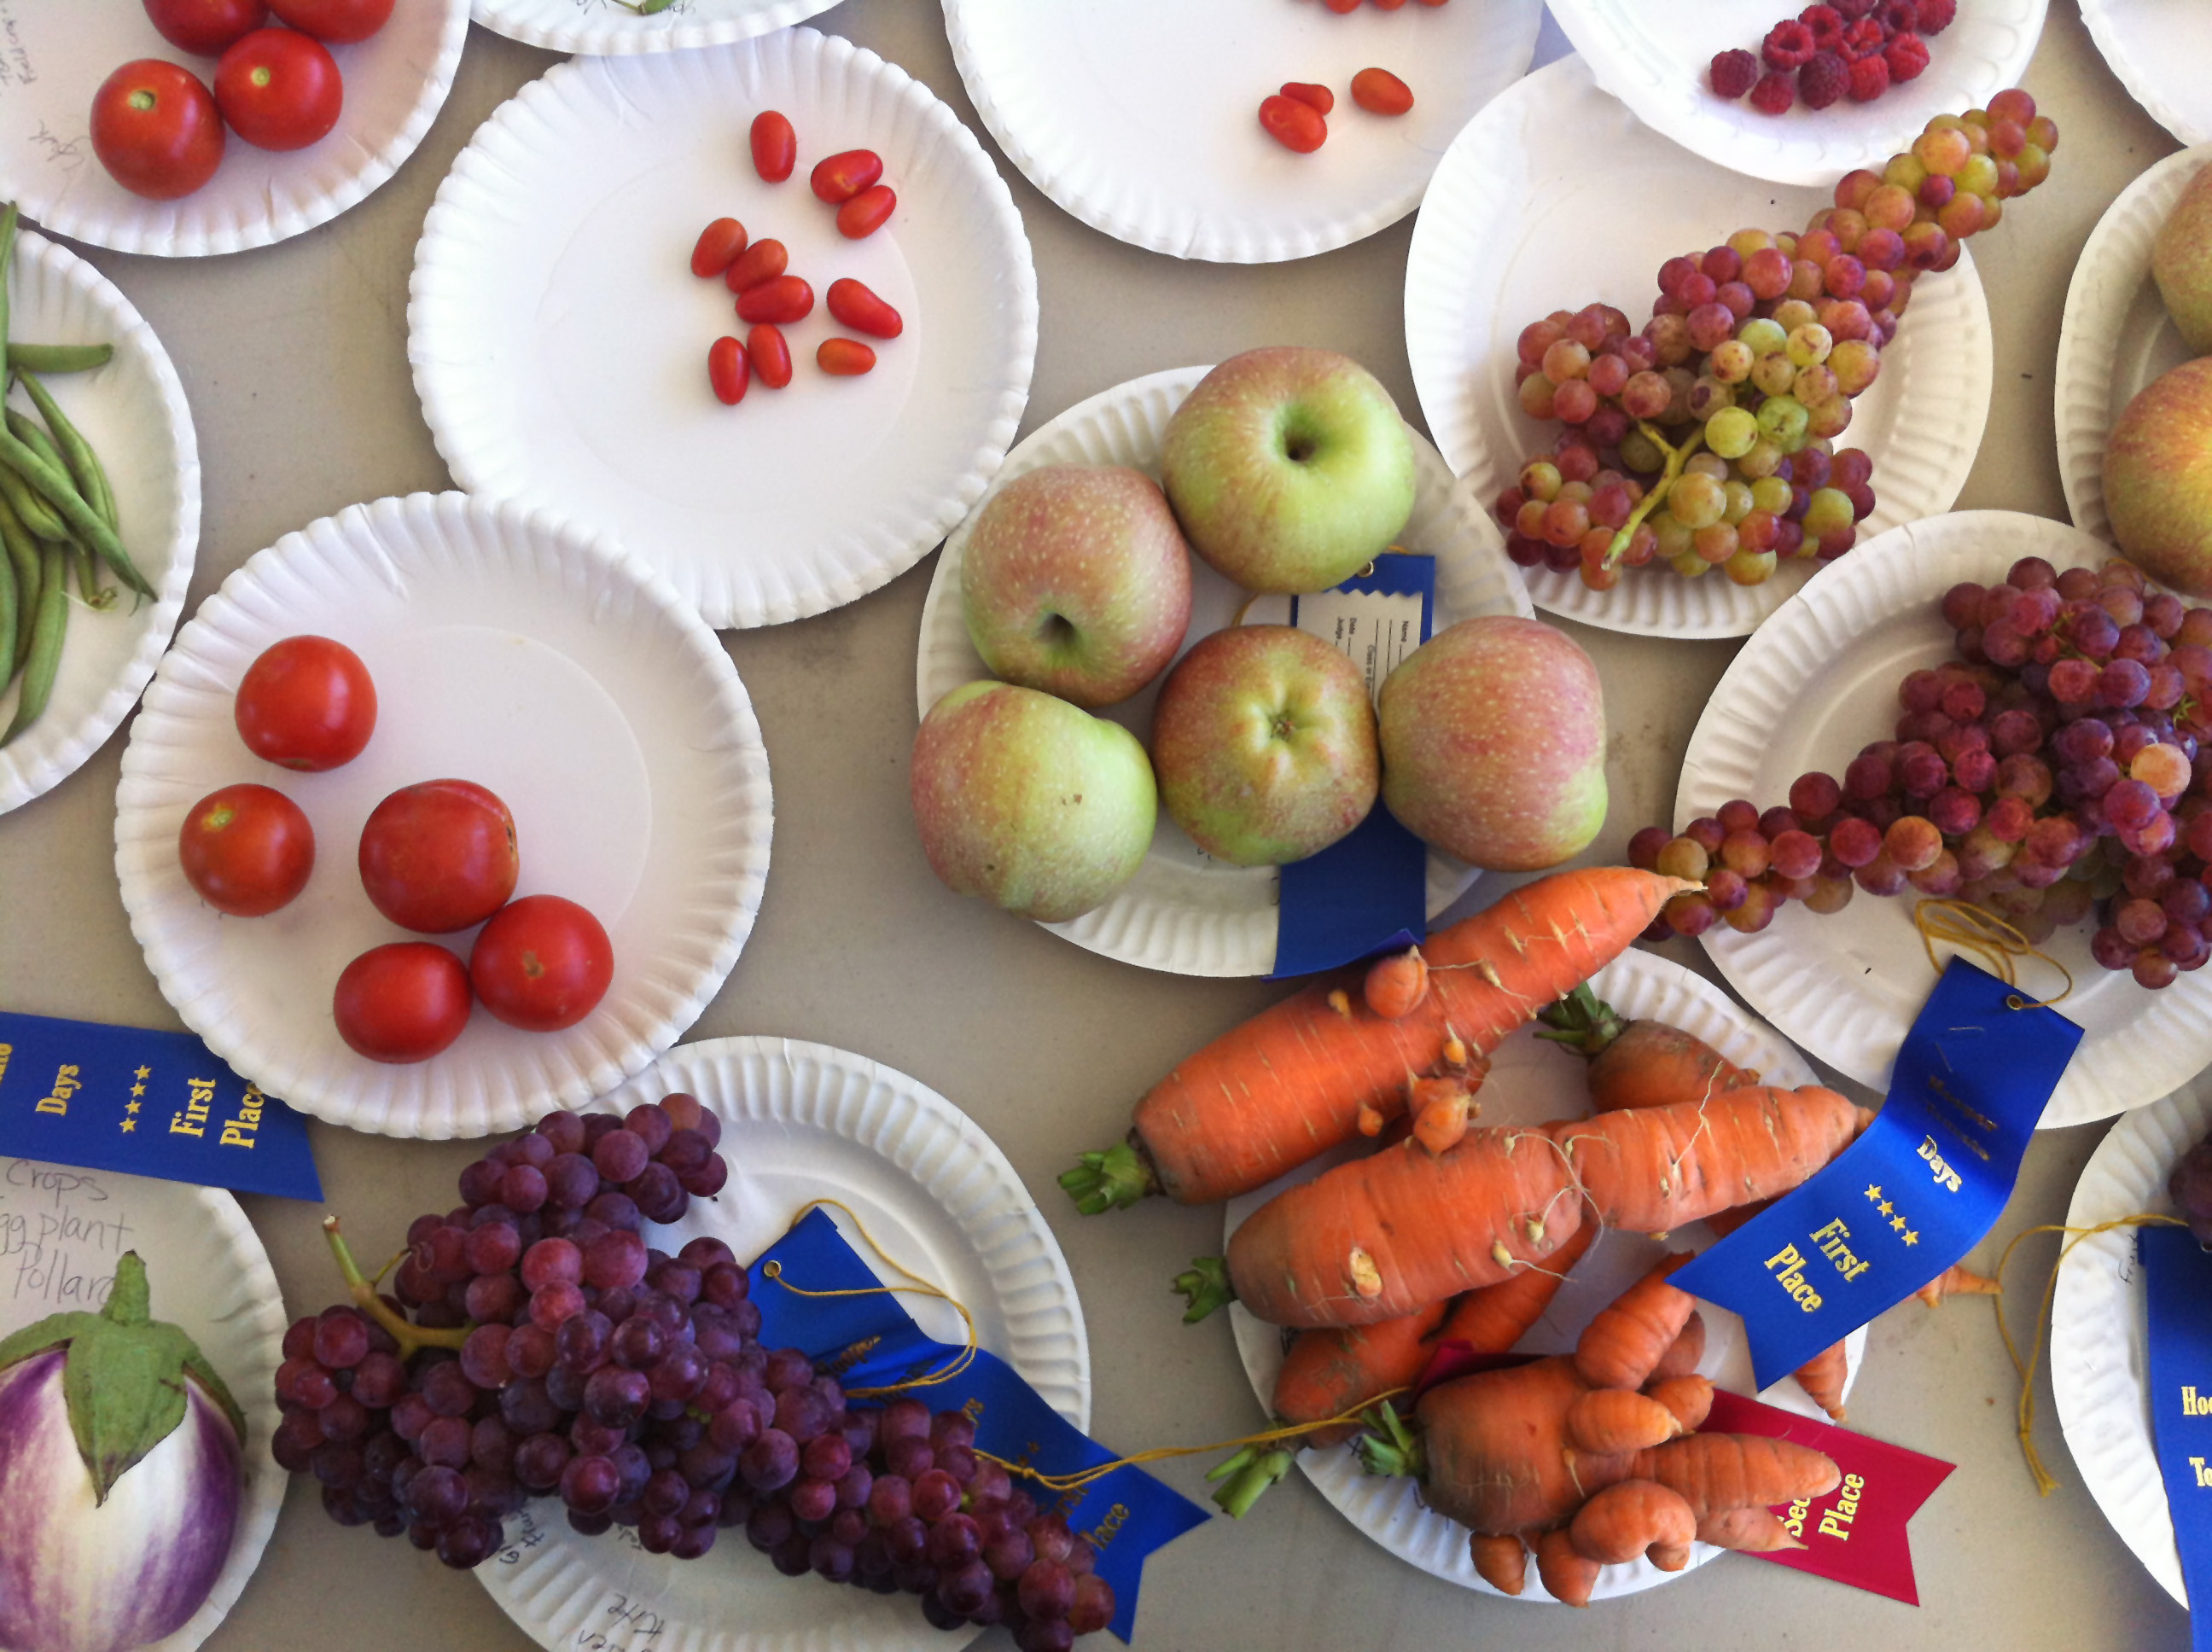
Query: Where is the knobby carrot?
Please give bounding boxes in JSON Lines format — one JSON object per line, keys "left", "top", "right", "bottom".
{"left": 1538, "top": 982, "right": 1762, "bottom": 1113}
{"left": 1569, "top": 1478, "right": 1695, "bottom": 1565}
{"left": 1793, "top": 1341, "right": 1848, "bottom": 1422}
{"left": 1565, "top": 1389, "right": 1684, "bottom": 1455}
{"left": 1272, "top": 1299, "right": 1451, "bottom": 1446}
{"left": 1574, "top": 1255, "right": 1695, "bottom": 1391}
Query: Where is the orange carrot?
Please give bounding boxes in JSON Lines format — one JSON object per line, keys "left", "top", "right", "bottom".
{"left": 1566, "top": 1389, "right": 1684, "bottom": 1455}
{"left": 1416, "top": 1358, "right": 1621, "bottom": 1537}
{"left": 1650, "top": 1539, "right": 1694, "bottom": 1572}
{"left": 1697, "top": 1505, "right": 1802, "bottom": 1552}
{"left": 1627, "top": 1434, "right": 1841, "bottom": 1518}
{"left": 1539, "top": 983, "right": 1761, "bottom": 1112}
{"left": 1411, "top": 1074, "right": 1477, "bottom": 1155}
{"left": 1644, "top": 1374, "right": 1714, "bottom": 1433}
{"left": 1703, "top": 1198, "right": 1773, "bottom": 1239}
{"left": 1435, "top": 1220, "right": 1596, "bottom": 1352}
{"left": 1575, "top": 1256, "right": 1696, "bottom": 1391}
{"left": 1469, "top": 1532, "right": 1528, "bottom": 1596}
{"left": 1271, "top": 1299, "right": 1452, "bottom": 1446}
{"left": 1534, "top": 1527, "right": 1598, "bottom": 1608}
{"left": 1569, "top": 1478, "right": 1696, "bottom": 1565}
{"left": 1364, "top": 948, "right": 1429, "bottom": 1018}
{"left": 1794, "top": 1341, "right": 1848, "bottom": 1422}
{"left": 1915, "top": 1263, "right": 2001, "bottom": 1306}
{"left": 1648, "top": 1310, "right": 1706, "bottom": 1381}
{"left": 1061, "top": 868, "right": 1693, "bottom": 1213}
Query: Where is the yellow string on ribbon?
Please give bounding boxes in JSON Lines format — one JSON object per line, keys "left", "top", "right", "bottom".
{"left": 1913, "top": 898, "right": 2075, "bottom": 1010}
{"left": 759, "top": 1198, "right": 979, "bottom": 1399}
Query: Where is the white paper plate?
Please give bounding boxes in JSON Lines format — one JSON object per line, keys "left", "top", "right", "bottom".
{"left": 0, "top": 1162, "right": 287, "bottom": 1652}
{"left": 0, "top": 0, "right": 467, "bottom": 257}
{"left": 472, "top": 0, "right": 841, "bottom": 56}
{"left": 1224, "top": 945, "right": 1863, "bottom": 1602}
{"left": 2051, "top": 1072, "right": 2212, "bottom": 1606}
{"left": 914, "top": 364, "right": 1533, "bottom": 978}
{"left": 2054, "top": 144, "right": 2210, "bottom": 548}
{"left": 113, "top": 492, "right": 774, "bottom": 1139}
{"left": 410, "top": 30, "right": 1037, "bottom": 631}
{"left": 0, "top": 230, "right": 197, "bottom": 817}
{"left": 1544, "top": 0, "right": 2046, "bottom": 189}
{"left": 476, "top": 1035, "right": 1091, "bottom": 1652}
{"left": 1405, "top": 54, "right": 1993, "bottom": 639}
{"left": 1679, "top": 509, "right": 2212, "bottom": 1127}
{"left": 2081, "top": 0, "right": 2212, "bottom": 148}
{"left": 944, "top": 0, "right": 1541, "bottom": 264}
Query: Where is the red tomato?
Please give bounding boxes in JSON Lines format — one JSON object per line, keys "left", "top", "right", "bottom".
{"left": 690, "top": 218, "right": 747, "bottom": 280}
{"left": 234, "top": 634, "right": 377, "bottom": 771}
{"left": 214, "top": 29, "right": 342, "bottom": 152}
{"left": 809, "top": 149, "right": 883, "bottom": 205}
{"left": 1258, "top": 94, "right": 1327, "bottom": 154}
{"left": 89, "top": 61, "right": 226, "bottom": 201}
{"left": 707, "top": 335, "right": 748, "bottom": 405}
{"left": 746, "top": 323, "right": 793, "bottom": 390}
{"left": 469, "top": 896, "right": 614, "bottom": 1032}
{"left": 178, "top": 783, "right": 315, "bottom": 916}
{"left": 817, "top": 338, "right": 876, "bottom": 377}
{"left": 835, "top": 184, "right": 896, "bottom": 240}
{"left": 735, "top": 276, "right": 813, "bottom": 326}
{"left": 143, "top": 0, "right": 270, "bottom": 55}
{"left": 358, "top": 779, "right": 519, "bottom": 934}
{"left": 825, "top": 277, "right": 902, "bottom": 340}
{"left": 266, "top": 0, "right": 393, "bottom": 43}
{"left": 334, "top": 943, "right": 472, "bottom": 1062}
{"left": 723, "top": 237, "right": 788, "bottom": 294}
{"left": 749, "top": 111, "right": 796, "bottom": 183}
{"left": 1279, "top": 82, "right": 1334, "bottom": 115}
{"left": 1351, "top": 67, "right": 1416, "bottom": 116}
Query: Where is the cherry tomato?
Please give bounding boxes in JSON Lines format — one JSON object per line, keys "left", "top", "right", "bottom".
{"left": 143, "top": 0, "right": 269, "bottom": 55}
{"left": 89, "top": 61, "right": 226, "bottom": 201}
{"left": 234, "top": 635, "right": 377, "bottom": 771}
{"left": 723, "top": 238, "right": 788, "bottom": 294}
{"left": 1351, "top": 67, "right": 1416, "bottom": 115}
{"left": 690, "top": 218, "right": 747, "bottom": 279}
{"left": 178, "top": 783, "right": 315, "bottom": 916}
{"left": 707, "top": 335, "right": 749, "bottom": 405}
{"left": 817, "top": 338, "right": 876, "bottom": 377}
{"left": 835, "top": 184, "right": 896, "bottom": 240}
{"left": 809, "top": 149, "right": 883, "bottom": 205}
{"left": 1324, "top": 0, "right": 1359, "bottom": 12}
{"left": 1371, "top": 0, "right": 1408, "bottom": 9}
{"left": 749, "top": 110, "right": 796, "bottom": 183}
{"left": 266, "top": 0, "right": 393, "bottom": 43}
{"left": 736, "top": 275, "right": 813, "bottom": 326}
{"left": 1279, "top": 82, "right": 1334, "bottom": 115}
{"left": 358, "top": 778, "right": 519, "bottom": 934}
{"left": 215, "top": 29, "right": 341, "bottom": 151}
{"left": 1258, "top": 94, "right": 1327, "bottom": 154}
{"left": 469, "top": 895, "right": 614, "bottom": 1032}
{"left": 334, "top": 942, "right": 472, "bottom": 1063}
{"left": 825, "top": 277, "right": 902, "bottom": 340}
{"left": 747, "top": 324, "right": 793, "bottom": 390}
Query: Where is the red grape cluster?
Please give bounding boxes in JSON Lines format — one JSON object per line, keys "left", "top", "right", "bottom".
{"left": 1495, "top": 91, "right": 2058, "bottom": 593}
{"left": 1633, "top": 555, "right": 2212, "bottom": 991}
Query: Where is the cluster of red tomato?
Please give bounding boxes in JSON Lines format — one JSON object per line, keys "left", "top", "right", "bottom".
{"left": 175, "top": 636, "right": 615, "bottom": 1066}
{"left": 1257, "top": 69, "right": 1417, "bottom": 154}
{"left": 91, "top": 0, "right": 395, "bottom": 201}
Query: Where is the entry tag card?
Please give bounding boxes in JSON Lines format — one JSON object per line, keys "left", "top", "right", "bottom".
{"left": 1272, "top": 552, "right": 1435, "bottom": 980}
{"left": 748, "top": 1209, "right": 1209, "bottom": 1642}
{"left": 2139, "top": 1224, "right": 2212, "bottom": 1649}
{"left": 0, "top": 1009, "right": 322, "bottom": 1202}
{"left": 1674, "top": 957, "right": 2081, "bottom": 1390}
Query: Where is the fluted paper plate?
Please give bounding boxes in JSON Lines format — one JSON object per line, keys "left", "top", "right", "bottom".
{"left": 0, "top": 230, "right": 197, "bottom": 817}
{"left": 1544, "top": 0, "right": 2046, "bottom": 188}
{"left": 943, "top": 0, "right": 1540, "bottom": 264}
{"left": 1225, "top": 946, "right": 1862, "bottom": 1602}
{"left": 473, "top": 0, "right": 840, "bottom": 56}
{"left": 2051, "top": 1073, "right": 2212, "bottom": 1607}
{"left": 0, "top": 0, "right": 466, "bottom": 256}
{"left": 2081, "top": 0, "right": 2212, "bottom": 148}
{"left": 2055, "top": 145, "right": 2210, "bottom": 546}
{"left": 410, "top": 30, "right": 1036, "bottom": 631}
{"left": 0, "top": 1166, "right": 288, "bottom": 1652}
{"left": 914, "top": 364, "right": 1533, "bottom": 978}
{"left": 1679, "top": 509, "right": 2212, "bottom": 1126}
{"left": 114, "top": 493, "right": 773, "bottom": 1139}
{"left": 1406, "top": 55, "right": 1992, "bottom": 639}
{"left": 476, "top": 1036, "right": 1089, "bottom": 1652}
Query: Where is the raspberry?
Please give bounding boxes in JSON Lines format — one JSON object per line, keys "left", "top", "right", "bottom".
{"left": 1798, "top": 49, "right": 1849, "bottom": 108}
{"left": 1799, "top": 3, "right": 1844, "bottom": 31}
{"left": 1847, "top": 51, "right": 1891, "bottom": 101}
{"left": 1844, "top": 16, "right": 1887, "bottom": 55}
{"left": 1884, "top": 32, "right": 1930, "bottom": 80}
{"left": 1833, "top": 0, "right": 1877, "bottom": 16}
{"left": 1709, "top": 48, "right": 1761, "bottom": 99}
{"left": 1762, "top": 19, "right": 1818, "bottom": 69}
{"left": 1749, "top": 69, "right": 1798, "bottom": 115}
{"left": 1915, "top": 0, "right": 1956, "bottom": 30}
{"left": 1879, "top": 0, "right": 1918, "bottom": 30}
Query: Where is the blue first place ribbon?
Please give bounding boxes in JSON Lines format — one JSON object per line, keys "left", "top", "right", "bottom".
{"left": 1675, "top": 958, "right": 2082, "bottom": 1391}
{"left": 748, "top": 1208, "right": 1209, "bottom": 1641}
{"left": 2142, "top": 1224, "right": 2212, "bottom": 1649}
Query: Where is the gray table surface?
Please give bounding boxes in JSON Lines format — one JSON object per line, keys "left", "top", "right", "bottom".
{"left": 0, "top": 2, "right": 2192, "bottom": 1648}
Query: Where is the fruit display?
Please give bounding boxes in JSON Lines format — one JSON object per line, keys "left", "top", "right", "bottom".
{"left": 1707, "top": 1, "right": 1956, "bottom": 116}
{"left": 2152, "top": 163, "right": 2212, "bottom": 353}
{"left": 1259, "top": 69, "right": 1415, "bottom": 154}
{"left": 1493, "top": 90, "right": 2058, "bottom": 591}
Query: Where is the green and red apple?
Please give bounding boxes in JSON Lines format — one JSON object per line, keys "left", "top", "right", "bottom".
{"left": 1150, "top": 625, "right": 1378, "bottom": 866}
{"left": 1377, "top": 616, "right": 1606, "bottom": 872}
{"left": 2105, "top": 358, "right": 2212, "bottom": 598}
{"left": 1161, "top": 347, "right": 1417, "bottom": 595}
{"left": 2154, "top": 162, "right": 2212, "bottom": 354}
{"left": 960, "top": 465, "right": 1194, "bottom": 708}
{"left": 910, "top": 681, "right": 1156, "bottom": 922}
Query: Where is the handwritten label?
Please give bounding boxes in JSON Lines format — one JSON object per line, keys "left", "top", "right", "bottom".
{"left": 0, "top": 1161, "right": 130, "bottom": 1313}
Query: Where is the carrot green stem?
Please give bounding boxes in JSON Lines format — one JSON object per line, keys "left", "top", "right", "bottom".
{"left": 1058, "top": 1141, "right": 1156, "bottom": 1214}
{"left": 323, "top": 1216, "right": 470, "bottom": 1358}
{"left": 1207, "top": 1440, "right": 1300, "bottom": 1518}
{"left": 1603, "top": 421, "right": 1705, "bottom": 570}
{"left": 1534, "top": 981, "right": 1627, "bottom": 1056}
{"left": 1172, "top": 1256, "right": 1234, "bottom": 1324}
{"left": 1351, "top": 1399, "right": 1425, "bottom": 1481}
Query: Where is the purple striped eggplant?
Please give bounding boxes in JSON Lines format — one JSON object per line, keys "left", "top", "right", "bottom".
{"left": 0, "top": 1252, "right": 244, "bottom": 1652}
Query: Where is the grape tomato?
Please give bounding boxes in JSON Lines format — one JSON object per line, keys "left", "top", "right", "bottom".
{"left": 1350, "top": 68, "right": 1415, "bottom": 116}
{"left": 690, "top": 218, "right": 748, "bottom": 279}
{"left": 809, "top": 149, "right": 883, "bottom": 205}
{"left": 825, "top": 278, "right": 902, "bottom": 340}
{"left": 723, "top": 238, "right": 789, "bottom": 294}
{"left": 749, "top": 111, "right": 796, "bottom": 183}
{"left": 1257, "top": 95, "right": 1327, "bottom": 154}
{"left": 747, "top": 325, "right": 793, "bottom": 390}
{"left": 1279, "top": 82, "right": 1334, "bottom": 115}
{"left": 736, "top": 276, "right": 814, "bottom": 327}
{"left": 835, "top": 185, "right": 896, "bottom": 241}
{"left": 817, "top": 339, "right": 876, "bottom": 377}
{"left": 707, "top": 336, "right": 748, "bottom": 405}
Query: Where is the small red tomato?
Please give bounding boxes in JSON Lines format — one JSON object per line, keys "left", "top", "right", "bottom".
{"left": 334, "top": 942, "right": 472, "bottom": 1063}
{"left": 747, "top": 324, "right": 793, "bottom": 390}
{"left": 178, "top": 783, "right": 315, "bottom": 916}
{"left": 724, "top": 237, "right": 788, "bottom": 294}
{"left": 736, "top": 275, "right": 813, "bottom": 326}
{"left": 1351, "top": 67, "right": 1415, "bottom": 115}
{"left": 1258, "top": 94, "right": 1327, "bottom": 153}
{"left": 358, "top": 778, "right": 519, "bottom": 934}
{"left": 234, "top": 634, "right": 377, "bottom": 771}
{"left": 825, "top": 277, "right": 902, "bottom": 340}
{"left": 1324, "top": 0, "right": 1359, "bottom": 12}
{"left": 90, "top": 61, "right": 226, "bottom": 201}
{"left": 1280, "top": 82, "right": 1334, "bottom": 115}
{"left": 1371, "top": 0, "right": 1408, "bottom": 9}
{"left": 707, "top": 335, "right": 748, "bottom": 405}
{"left": 749, "top": 110, "right": 796, "bottom": 183}
{"left": 266, "top": 0, "right": 394, "bottom": 43}
{"left": 835, "top": 184, "right": 896, "bottom": 240}
{"left": 690, "top": 218, "right": 747, "bottom": 279}
{"left": 143, "top": 0, "right": 269, "bottom": 55}
{"left": 818, "top": 338, "right": 876, "bottom": 377}
{"left": 469, "top": 895, "right": 614, "bottom": 1032}
{"left": 215, "top": 28, "right": 343, "bottom": 151}
{"left": 809, "top": 148, "right": 883, "bottom": 205}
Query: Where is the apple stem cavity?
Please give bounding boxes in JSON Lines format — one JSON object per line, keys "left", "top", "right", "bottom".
{"left": 1604, "top": 420, "right": 1707, "bottom": 570}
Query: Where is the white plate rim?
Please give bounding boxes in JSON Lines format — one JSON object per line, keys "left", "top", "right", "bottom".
{"left": 469, "top": 0, "right": 842, "bottom": 56}
{"left": 2080, "top": 0, "right": 2212, "bottom": 149}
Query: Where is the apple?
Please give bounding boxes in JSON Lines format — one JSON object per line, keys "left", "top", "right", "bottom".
{"left": 1377, "top": 616, "right": 1605, "bottom": 871}
{"left": 2105, "top": 358, "right": 2212, "bottom": 598}
{"left": 1150, "top": 625, "right": 1379, "bottom": 866}
{"left": 2154, "top": 162, "right": 2212, "bottom": 354}
{"left": 1160, "top": 346, "right": 1417, "bottom": 595}
{"left": 910, "top": 681, "right": 1157, "bottom": 922}
{"left": 960, "top": 464, "right": 1194, "bottom": 708}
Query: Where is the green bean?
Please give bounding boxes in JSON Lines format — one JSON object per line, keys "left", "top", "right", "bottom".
{"left": 16, "top": 371, "right": 113, "bottom": 530}
{"left": 0, "top": 457, "right": 65, "bottom": 544}
{"left": 0, "top": 424, "right": 148, "bottom": 596}
{"left": 0, "top": 200, "right": 20, "bottom": 392}
{"left": 0, "top": 489, "right": 33, "bottom": 669}
{"left": 7, "top": 343, "right": 113, "bottom": 375}
{"left": 3, "top": 539, "right": 63, "bottom": 746}
{"left": 0, "top": 521, "right": 16, "bottom": 691}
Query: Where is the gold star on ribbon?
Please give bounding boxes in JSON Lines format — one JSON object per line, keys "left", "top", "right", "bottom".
{"left": 1866, "top": 1184, "right": 1883, "bottom": 1202}
{"left": 1902, "top": 1230, "right": 1919, "bottom": 1247}
{"left": 134, "top": 1066, "right": 150, "bottom": 1080}
{"left": 119, "top": 1119, "right": 136, "bottom": 1133}
{"left": 130, "top": 1083, "right": 145, "bottom": 1097}
{"left": 1891, "top": 1214, "right": 1908, "bottom": 1232}
{"left": 1878, "top": 1200, "right": 1895, "bottom": 1217}
{"left": 125, "top": 1100, "right": 140, "bottom": 1115}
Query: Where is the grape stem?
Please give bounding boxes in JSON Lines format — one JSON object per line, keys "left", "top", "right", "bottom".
{"left": 1604, "top": 421, "right": 1705, "bottom": 570}
{"left": 323, "top": 1215, "right": 471, "bottom": 1358}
